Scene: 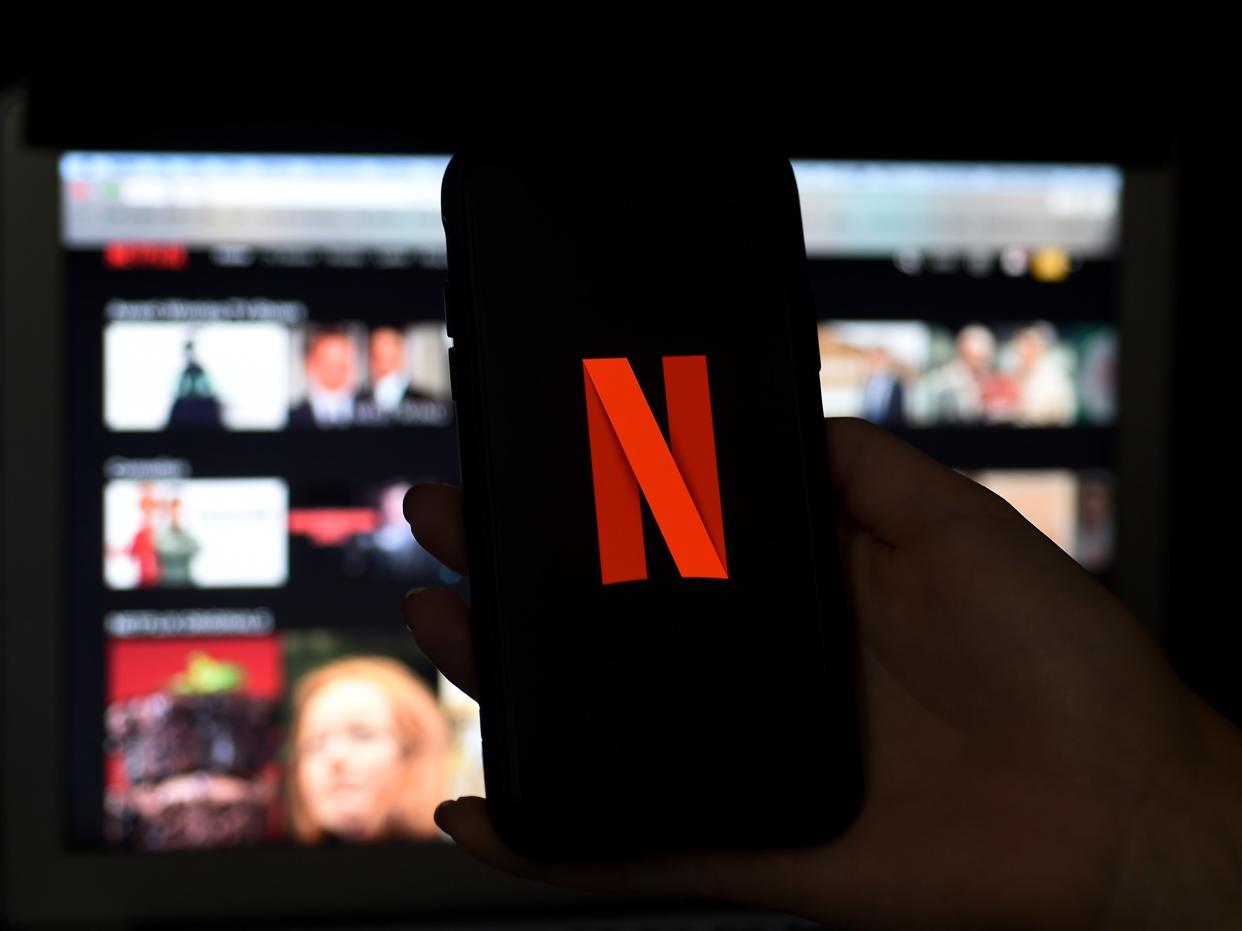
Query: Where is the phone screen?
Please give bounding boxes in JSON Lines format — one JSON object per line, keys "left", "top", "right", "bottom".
{"left": 452, "top": 157, "right": 859, "bottom": 849}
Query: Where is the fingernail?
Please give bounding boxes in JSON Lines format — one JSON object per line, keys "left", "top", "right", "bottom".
{"left": 434, "top": 798, "right": 457, "bottom": 832}
{"left": 404, "top": 587, "right": 427, "bottom": 603}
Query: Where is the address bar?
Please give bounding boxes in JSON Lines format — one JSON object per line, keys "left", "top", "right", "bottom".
{"left": 118, "top": 176, "right": 444, "bottom": 210}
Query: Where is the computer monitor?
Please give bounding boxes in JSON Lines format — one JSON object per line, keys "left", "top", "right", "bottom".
{"left": 1, "top": 88, "right": 1174, "bottom": 925}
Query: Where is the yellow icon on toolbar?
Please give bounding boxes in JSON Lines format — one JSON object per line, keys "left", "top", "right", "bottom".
{"left": 1030, "top": 246, "right": 1071, "bottom": 283}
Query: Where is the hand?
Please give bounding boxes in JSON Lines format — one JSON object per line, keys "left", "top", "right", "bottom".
{"left": 403, "top": 418, "right": 1242, "bottom": 930}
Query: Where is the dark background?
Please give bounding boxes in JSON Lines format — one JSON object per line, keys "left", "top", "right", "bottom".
{"left": 0, "top": 73, "right": 1233, "bottom": 930}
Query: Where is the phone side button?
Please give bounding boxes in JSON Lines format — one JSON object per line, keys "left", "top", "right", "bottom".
{"left": 442, "top": 282, "right": 454, "bottom": 338}
{"left": 447, "top": 345, "right": 461, "bottom": 401}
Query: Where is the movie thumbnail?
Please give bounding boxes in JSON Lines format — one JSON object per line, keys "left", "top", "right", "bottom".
{"left": 105, "top": 322, "right": 292, "bottom": 431}
{"left": 287, "top": 481, "right": 455, "bottom": 588}
{"left": 104, "top": 630, "right": 484, "bottom": 851}
{"left": 281, "top": 630, "right": 469, "bottom": 845}
{"left": 104, "top": 479, "right": 288, "bottom": 589}
{"left": 104, "top": 319, "right": 453, "bottom": 432}
{"left": 819, "top": 321, "right": 1116, "bottom": 427}
{"left": 289, "top": 323, "right": 451, "bottom": 429}
{"left": 104, "top": 637, "right": 284, "bottom": 850}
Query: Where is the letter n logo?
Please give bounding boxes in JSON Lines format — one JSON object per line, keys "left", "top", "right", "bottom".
{"left": 582, "top": 356, "right": 728, "bottom": 585}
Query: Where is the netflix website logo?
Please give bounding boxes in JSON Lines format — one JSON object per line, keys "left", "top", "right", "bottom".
{"left": 104, "top": 242, "right": 189, "bottom": 270}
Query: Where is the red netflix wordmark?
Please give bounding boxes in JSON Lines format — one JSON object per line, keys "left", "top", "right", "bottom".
{"left": 583, "top": 356, "right": 727, "bottom": 585}
{"left": 104, "top": 242, "right": 189, "bottom": 270}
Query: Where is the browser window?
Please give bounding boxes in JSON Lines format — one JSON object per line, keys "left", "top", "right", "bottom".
{"left": 60, "top": 154, "right": 1121, "bottom": 851}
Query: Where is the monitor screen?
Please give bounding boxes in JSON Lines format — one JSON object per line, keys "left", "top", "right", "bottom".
{"left": 59, "top": 154, "right": 1122, "bottom": 853}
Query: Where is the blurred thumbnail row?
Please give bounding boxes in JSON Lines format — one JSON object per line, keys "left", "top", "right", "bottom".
{"left": 104, "top": 632, "right": 482, "bottom": 850}
{"left": 820, "top": 321, "right": 1116, "bottom": 427}
{"left": 104, "top": 479, "right": 451, "bottom": 590}
{"left": 105, "top": 322, "right": 452, "bottom": 431}
{"left": 103, "top": 470, "right": 1116, "bottom": 590}
{"left": 104, "top": 319, "right": 1115, "bottom": 433}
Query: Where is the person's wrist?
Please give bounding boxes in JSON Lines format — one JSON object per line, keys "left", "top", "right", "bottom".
{"left": 1101, "top": 697, "right": 1242, "bottom": 930}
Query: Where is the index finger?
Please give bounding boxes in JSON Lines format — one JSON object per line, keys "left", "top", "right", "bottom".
{"left": 404, "top": 483, "right": 469, "bottom": 576}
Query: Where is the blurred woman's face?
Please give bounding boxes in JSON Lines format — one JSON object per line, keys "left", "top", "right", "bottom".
{"left": 296, "top": 679, "right": 406, "bottom": 840}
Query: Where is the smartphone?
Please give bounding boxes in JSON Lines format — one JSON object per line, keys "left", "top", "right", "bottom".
{"left": 439, "top": 152, "right": 861, "bottom": 859}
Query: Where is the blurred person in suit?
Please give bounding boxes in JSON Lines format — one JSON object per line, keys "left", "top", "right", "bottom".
{"left": 858, "top": 346, "right": 906, "bottom": 426}
{"left": 355, "top": 327, "right": 439, "bottom": 426}
{"left": 289, "top": 328, "right": 359, "bottom": 429}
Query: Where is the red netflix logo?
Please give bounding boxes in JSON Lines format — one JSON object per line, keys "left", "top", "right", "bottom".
{"left": 103, "top": 242, "right": 189, "bottom": 270}
{"left": 583, "top": 356, "right": 728, "bottom": 585}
